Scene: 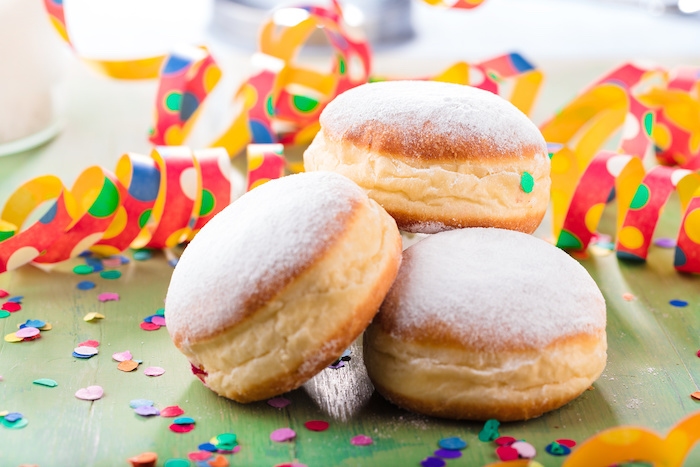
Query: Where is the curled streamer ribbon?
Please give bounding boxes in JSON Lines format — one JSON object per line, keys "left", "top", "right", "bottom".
{"left": 541, "top": 63, "right": 700, "bottom": 273}
{"left": 246, "top": 144, "right": 286, "bottom": 191}
{"left": 0, "top": 147, "right": 231, "bottom": 273}
{"left": 484, "top": 410, "right": 700, "bottom": 467}
{"left": 421, "top": 0, "right": 487, "bottom": 9}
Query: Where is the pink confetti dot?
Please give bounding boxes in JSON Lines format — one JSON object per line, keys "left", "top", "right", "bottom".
{"left": 555, "top": 439, "right": 577, "bottom": 448}
{"left": 351, "top": 435, "right": 373, "bottom": 446}
{"left": 79, "top": 340, "right": 99, "bottom": 347}
{"left": 102, "top": 257, "right": 122, "bottom": 268}
{"left": 267, "top": 397, "right": 291, "bottom": 408}
{"left": 270, "top": 428, "right": 296, "bottom": 442}
{"left": 151, "top": 316, "right": 166, "bottom": 326}
{"left": 160, "top": 405, "right": 185, "bottom": 417}
{"left": 494, "top": 436, "right": 516, "bottom": 446}
{"left": 169, "top": 423, "right": 195, "bottom": 433}
{"left": 15, "top": 327, "right": 40, "bottom": 338}
{"left": 304, "top": 420, "right": 329, "bottom": 432}
{"left": 0, "top": 289, "right": 8, "bottom": 298}
{"left": 144, "top": 367, "right": 165, "bottom": 377}
{"left": 511, "top": 440, "right": 536, "bottom": 458}
{"left": 496, "top": 445, "right": 518, "bottom": 461}
{"left": 98, "top": 293, "right": 119, "bottom": 302}
{"left": 188, "top": 451, "right": 212, "bottom": 461}
{"left": 140, "top": 322, "right": 160, "bottom": 331}
{"left": 75, "top": 385, "right": 104, "bottom": 401}
{"left": 622, "top": 293, "right": 636, "bottom": 301}
{"left": 112, "top": 350, "right": 132, "bottom": 362}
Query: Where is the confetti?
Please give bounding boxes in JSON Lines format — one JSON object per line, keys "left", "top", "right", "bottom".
{"left": 520, "top": 172, "right": 534, "bottom": 193}
{"left": 494, "top": 436, "right": 516, "bottom": 446}
{"left": 33, "top": 378, "right": 58, "bottom": 387}
{"left": 133, "top": 250, "right": 152, "bottom": 261}
{"left": 2, "top": 417, "right": 28, "bottom": 429}
{"left": 98, "top": 293, "right": 120, "bottom": 302}
{"left": 39, "top": 322, "right": 52, "bottom": 331}
{"left": 0, "top": 310, "right": 10, "bottom": 318}
{"left": 350, "top": 435, "right": 373, "bottom": 446}
{"left": 73, "top": 351, "right": 95, "bottom": 359}
{"left": 127, "top": 451, "right": 157, "bottom": 467}
{"left": 267, "top": 397, "right": 291, "bottom": 408}
{"left": 134, "top": 406, "right": 160, "bottom": 417}
{"left": 169, "top": 423, "right": 195, "bottom": 433}
{"left": 77, "top": 281, "right": 96, "bottom": 290}
{"left": 5, "top": 412, "right": 23, "bottom": 422}
{"left": 434, "top": 449, "right": 462, "bottom": 459}
{"left": 304, "top": 420, "right": 329, "bottom": 432}
{"left": 164, "top": 459, "right": 190, "bottom": 467}
{"left": 622, "top": 293, "right": 636, "bottom": 301}
{"left": 160, "top": 405, "right": 185, "bottom": 417}
{"left": 420, "top": 457, "right": 445, "bottom": 467}
{"left": 697, "top": 349, "right": 700, "bottom": 358}
{"left": 129, "top": 399, "right": 154, "bottom": 408}
{"left": 83, "top": 312, "right": 105, "bottom": 321}
{"left": 555, "top": 439, "right": 577, "bottom": 448}
{"left": 113, "top": 351, "right": 133, "bottom": 362}
{"left": 74, "top": 346, "right": 99, "bottom": 356}
{"left": 691, "top": 391, "right": 700, "bottom": 400}
{"left": 653, "top": 237, "right": 676, "bottom": 248}
{"left": 156, "top": 308, "right": 165, "bottom": 316}
{"left": 73, "top": 265, "right": 94, "bottom": 275}
{"left": 438, "top": 437, "right": 467, "bottom": 450}
{"left": 15, "top": 327, "right": 40, "bottom": 339}
{"left": 511, "top": 440, "right": 536, "bottom": 458}
{"left": 75, "top": 385, "right": 104, "bottom": 400}
{"left": 79, "top": 340, "right": 99, "bottom": 347}
{"left": 4, "top": 333, "right": 23, "bottom": 343}
{"left": 214, "top": 433, "right": 238, "bottom": 450}
{"left": 20, "top": 319, "right": 45, "bottom": 329}
{"left": 273, "top": 464, "right": 307, "bottom": 467}
{"left": 545, "top": 441, "right": 571, "bottom": 456}
{"left": 188, "top": 451, "right": 212, "bottom": 461}
{"left": 174, "top": 417, "right": 195, "bottom": 425}
{"left": 496, "top": 445, "right": 519, "bottom": 461}
{"left": 0, "top": 289, "right": 8, "bottom": 297}
{"left": 199, "top": 443, "right": 217, "bottom": 452}
{"left": 270, "top": 428, "right": 296, "bottom": 442}
{"left": 140, "top": 322, "right": 160, "bottom": 331}
{"left": 1, "top": 302, "right": 21, "bottom": 312}
{"left": 102, "top": 257, "right": 123, "bottom": 268}
{"left": 118, "top": 360, "right": 139, "bottom": 372}
{"left": 478, "top": 419, "right": 500, "bottom": 442}
{"left": 100, "top": 270, "right": 122, "bottom": 279}
{"left": 151, "top": 316, "right": 166, "bottom": 326}
{"left": 144, "top": 366, "right": 165, "bottom": 377}
{"left": 207, "top": 455, "right": 229, "bottom": 467}
{"left": 669, "top": 299, "right": 689, "bottom": 307}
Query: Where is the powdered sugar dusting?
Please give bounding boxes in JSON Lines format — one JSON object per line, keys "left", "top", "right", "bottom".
{"left": 321, "top": 81, "right": 545, "bottom": 158}
{"left": 166, "top": 172, "right": 364, "bottom": 342}
{"left": 381, "top": 228, "right": 606, "bottom": 350}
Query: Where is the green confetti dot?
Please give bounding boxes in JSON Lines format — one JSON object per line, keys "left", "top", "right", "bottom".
{"left": 100, "top": 270, "right": 121, "bottom": 280}
{"left": 199, "top": 189, "right": 214, "bottom": 216}
{"left": 520, "top": 172, "right": 534, "bottom": 193}
{"left": 629, "top": 184, "right": 650, "bottom": 210}
{"left": 156, "top": 308, "right": 165, "bottom": 316}
{"left": 165, "top": 92, "right": 182, "bottom": 112}
{"left": 133, "top": 250, "right": 152, "bottom": 261}
{"left": 338, "top": 55, "right": 346, "bottom": 75}
{"left": 293, "top": 95, "right": 319, "bottom": 113}
{"left": 73, "top": 265, "right": 94, "bottom": 275}
{"left": 266, "top": 95, "right": 275, "bottom": 117}
{"left": 0, "top": 230, "right": 14, "bottom": 242}
{"left": 478, "top": 419, "right": 500, "bottom": 442}
{"left": 2, "top": 417, "right": 28, "bottom": 429}
{"left": 138, "top": 209, "right": 152, "bottom": 229}
{"left": 216, "top": 433, "right": 238, "bottom": 449}
{"left": 644, "top": 112, "right": 654, "bottom": 136}
{"left": 164, "top": 459, "right": 190, "bottom": 467}
{"left": 0, "top": 310, "right": 10, "bottom": 318}
{"left": 33, "top": 378, "right": 58, "bottom": 387}
{"left": 88, "top": 177, "right": 120, "bottom": 218}
{"left": 556, "top": 230, "right": 583, "bottom": 250}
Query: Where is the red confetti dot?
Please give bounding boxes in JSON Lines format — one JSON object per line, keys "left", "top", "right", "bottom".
{"left": 187, "top": 451, "right": 212, "bottom": 461}
{"left": 496, "top": 446, "right": 519, "bottom": 461}
{"left": 304, "top": 420, "right": 329, "bottom": 432}
{"left": 160, "top": 405, "right": 185, "bottom": 417}
{"left": 169, "top": 423, "right": 195, "bottom": 433}
{"left": 555, "top": 439, "right": 577, "bottom": 448}
{"left": 140, "top": 322, "right": 160, "bottom": 331}
{"left": 696, "top": 349, "right": 700, "bottom": 358}
{"left": 22, "top": 334, "right": 41, "bottom": 342}
{"left": 0, "top": 290, "right": 8, "bottom": 298}
{"left": 691, "top": 392, "right": 700, "bottom": 401}
{"left": 79, "top": 340, "right": 100, "bottom": 347}
{"left": 494, "top": 436, "right": 516, "bottom": 446}
{"left": 2, "top": 302, "right": 21, "bottom": 312}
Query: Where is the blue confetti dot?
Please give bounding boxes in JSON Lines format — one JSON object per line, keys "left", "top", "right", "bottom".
{"left": 545, "top": 442, "right": 571, "bottom": 456}
{"left": 173, "top": 417, "right": 195, "bottom": 425}
{"left": 7, "top": 296, "right": 23, "bottom": 303}
{"left": 133, "top": 250, "right": 152, "bottom": 261}
{"left": 168, "top": 258, "right": 179, "bottom": 268}
{"left": 198, "top": 443, "right": 217, "bottom": 452}
{"left": 670, "top": 299, "right": 689, "bottom": 307}
{"left": 4, "top": 412, "right": 22, "bottom": 423}
{"left": 437, "top": 437, "right": 467, "bottom": 450}
{"left": 77, "top": 281, "right": 96, "bottom": 290}
{"left": 72, "top": 352, "right": 96, "bottom": 359}
{"left": 420, "top": 457, "right": 445, "bottom": 467}
{"left": 21, "top": 320, "right": 45, "bottom": 329}
{"left": 434, "top": 449, "right": 462, "bottom": 459}
{"left": 129, "top": 399, "right": 154, "bottom": 409}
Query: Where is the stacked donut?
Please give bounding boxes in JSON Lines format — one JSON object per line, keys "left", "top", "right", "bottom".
{"left": 166, "top": 80, "right": 607, "bottom": 421}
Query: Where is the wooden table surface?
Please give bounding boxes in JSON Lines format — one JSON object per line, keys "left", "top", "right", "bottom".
{"left": 1, "top": 51, "right": 700, "bottom": 466}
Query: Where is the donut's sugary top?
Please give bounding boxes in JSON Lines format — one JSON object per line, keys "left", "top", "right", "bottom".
{"left": 320, "top": 81, "right": 547, "bottom": 162}
{"left": 376, "top": 228, "right": 606, "bottom": 351}
{"left": 166, "top": 172, "right": 364, "bottom": 345}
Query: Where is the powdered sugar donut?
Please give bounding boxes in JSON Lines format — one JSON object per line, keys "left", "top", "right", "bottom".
{"left": 303, "top": 80, "right": 551, "bottom": 234}
{"left": 166, "top": 171, "right": 402, "bottom": 403}
{"left": 364, "top": 228, "right": 607, "bottom": 421}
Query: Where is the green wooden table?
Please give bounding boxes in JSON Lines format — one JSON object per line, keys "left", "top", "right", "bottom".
{"left": 1, "top": 56, "right": 700, "bottom": 466}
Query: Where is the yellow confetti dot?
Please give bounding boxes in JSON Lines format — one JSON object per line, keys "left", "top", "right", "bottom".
{"left": 584, "top": 203, "right": 605, "bottom": 234}
{"left": 618, "top": 226, "right": 645, "bottom": 250}
{"left": 83, "top": 312, "right": 105, "bottom": 322}
{"left": 550, "top": 151, "right": 572, "bottom": 174}
{"left": 4, "top": 333, "right": 22, "bottom": 343}
{"left": 39, "top": 323, "right": 52, "bottom": 331}
{"left": 683, "top": 208, "right": 700, "bottom": 244}
{"left": 0, "top": 411, "right": 8, "bottom": 417}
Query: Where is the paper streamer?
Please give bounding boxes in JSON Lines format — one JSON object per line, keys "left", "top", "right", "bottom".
{"left": 0, "top": 147, "right": 232, "bottom": 273}
{"left": 43, "top": 0, "right": 166, "bottom": 79}
{"left": 210, "top": 2, "right": 371, "bottom": 157}
{"left": 421, "top": 0, "right": 487, "bottom": 9}
{"left": 149, "top": 47, "right": 222, "bottom": 146}
{"left": 481, "top": 410, "right": 700, "bottom": 467}
{"left": 246, "top": 144, "right": 286, "bottom": 191}
{"left": 541, "top": 62, "right": 700, "bottom": 273}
